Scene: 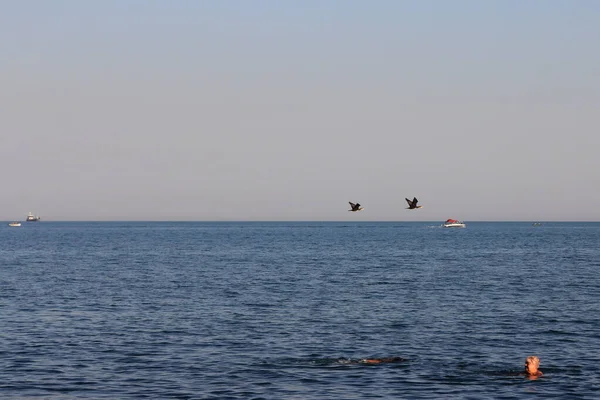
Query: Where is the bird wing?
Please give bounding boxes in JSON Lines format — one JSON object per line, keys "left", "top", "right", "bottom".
{"left": 413, "top": 197, "right": 418, "bottom": 205}
{"left": 405, "top": 198, "right": 412, "bottom": 206}
{"left": 349, "top": 202, "right": 356, "bottom": 208}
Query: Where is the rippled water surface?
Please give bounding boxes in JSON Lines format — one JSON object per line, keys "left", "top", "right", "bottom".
{"left": 1, "top": 222, "right": 599, "bottom": 398}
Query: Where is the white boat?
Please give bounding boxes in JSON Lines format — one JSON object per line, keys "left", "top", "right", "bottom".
{"left": 8, "top": 222, "right": 21, "bottom": 227}
{"left": 26, "top": 212, "right": 41, "bottom": 222}
{"left": 442, "top": 219, "right": 466, "bottom": 228}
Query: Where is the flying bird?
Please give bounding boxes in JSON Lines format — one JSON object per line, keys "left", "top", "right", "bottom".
{"left": 405, "top": 197, "right": 423, "bottom": 210}
{"left": 348, "top": 202, "right": 364, "bottom": 212}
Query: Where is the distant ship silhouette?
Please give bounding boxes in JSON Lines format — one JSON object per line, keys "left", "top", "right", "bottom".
{"left": 26, "top": 212, "right": 41, "bottom": 222}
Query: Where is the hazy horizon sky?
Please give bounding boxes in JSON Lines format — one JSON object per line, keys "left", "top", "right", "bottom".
{"left": 1, "top": 1, "right": 599, "bottom": 221}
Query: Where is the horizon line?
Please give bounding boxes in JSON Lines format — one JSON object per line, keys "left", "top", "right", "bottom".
{"left": 4, "top": 220, "right": 600, "bottom": 223}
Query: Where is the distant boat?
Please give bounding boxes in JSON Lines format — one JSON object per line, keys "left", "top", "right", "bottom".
{"left": 26, "top": 212, "right": 41, "bottom": 222}
{"left": 442, "top": 219, "right": 466, "bottom": 228}
{"left": 532, "top": 223, "right": 542, "bottom": 226}
{"left": 8, "top": 222, "right": 21, "bottom": 227}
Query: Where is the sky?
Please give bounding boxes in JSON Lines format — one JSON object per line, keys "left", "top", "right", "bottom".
{"left": 1, "top": 0, "right": 599, "bottom": 221}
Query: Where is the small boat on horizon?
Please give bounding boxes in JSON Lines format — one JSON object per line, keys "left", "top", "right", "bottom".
{"left": 26, "top": 212, "right": 41, "bottom": 222}
{"left": 8, "top": 222, "right": 21, "bottom": 227}
{"left": 442, "top": 219, "right": 466, "bottom": 228}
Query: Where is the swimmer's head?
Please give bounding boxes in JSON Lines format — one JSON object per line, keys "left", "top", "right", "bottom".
{"left": 525, "top": 355, "right": 540, "bottom": 375}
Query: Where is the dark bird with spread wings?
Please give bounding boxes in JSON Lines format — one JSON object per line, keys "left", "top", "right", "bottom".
{"left": 348, "top": 202, "right": 364, "bottom": 212}
{"left": 405, "top": 197, "right": 423, "bottom": 210}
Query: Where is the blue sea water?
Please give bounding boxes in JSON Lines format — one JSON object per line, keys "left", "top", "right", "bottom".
{"left": 1, "top": 221, "right": 599, "bottom": 399}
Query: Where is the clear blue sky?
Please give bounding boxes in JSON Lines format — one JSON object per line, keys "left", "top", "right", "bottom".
{"left": 1, "top": 1, "right": 599, "bottom": 221}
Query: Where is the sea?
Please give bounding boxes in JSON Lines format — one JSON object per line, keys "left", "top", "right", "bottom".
{"left": 1, "top": 221, "right": 599, "bottom": 399}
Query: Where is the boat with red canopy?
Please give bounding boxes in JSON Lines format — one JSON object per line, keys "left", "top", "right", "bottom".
{"left": 442, "top": 219, "right": 466, "bottom": 228}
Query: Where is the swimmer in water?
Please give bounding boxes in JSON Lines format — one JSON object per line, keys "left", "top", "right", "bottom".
{"left": 333, "top": 357, "right": 406, "bottom": 365}
{"left": 358, "top": 357, "right": 406, "bottom": 365}
{"left": 524, "top": 355, "right": 543, "bottom": 378}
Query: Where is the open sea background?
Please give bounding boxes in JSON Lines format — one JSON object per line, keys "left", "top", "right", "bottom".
{"left": 1, "top": 221, "right": 599, "bottom": 399}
